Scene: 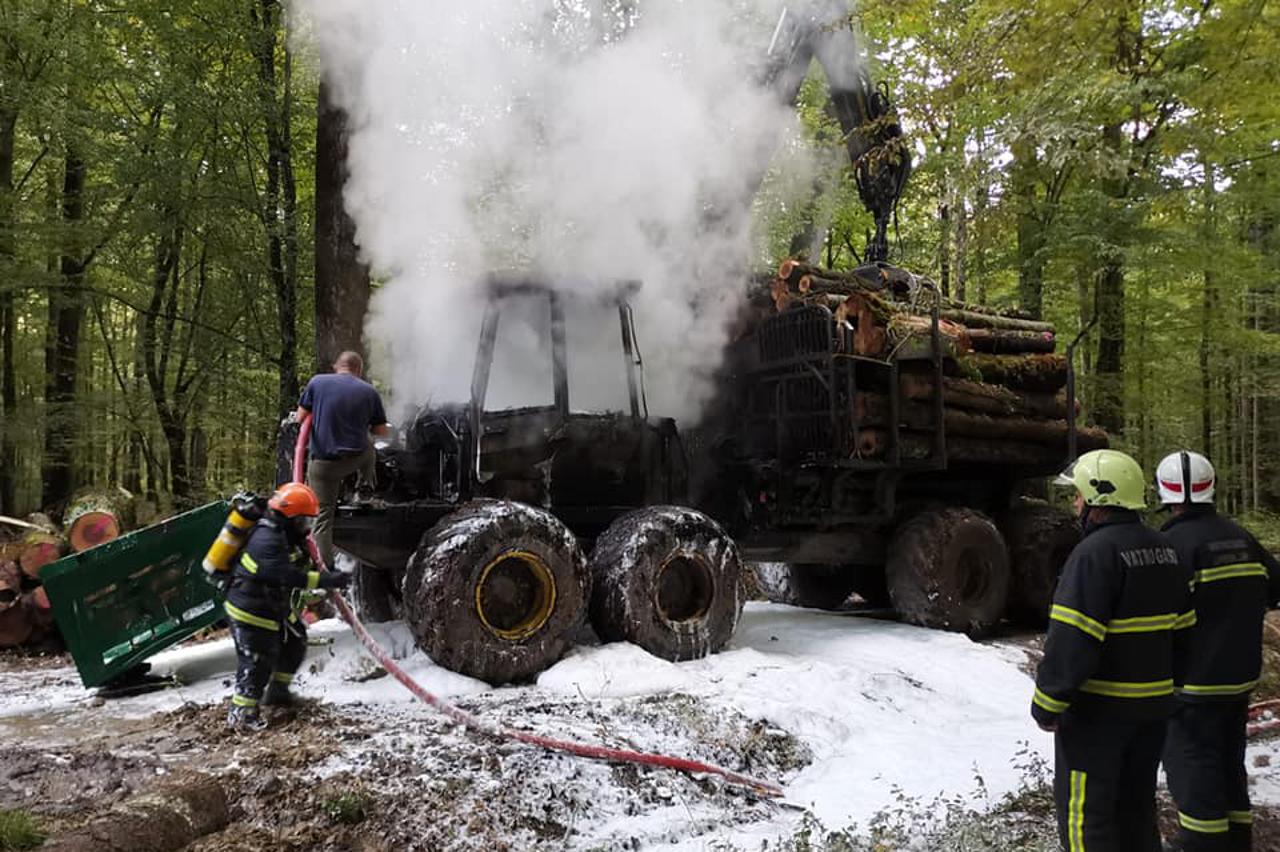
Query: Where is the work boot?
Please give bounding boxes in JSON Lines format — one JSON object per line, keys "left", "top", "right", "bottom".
{"left": 262, "top": 681, "right": 297, "bottom": 707}
{"left": 226, "top": 704, "right": 268, "bottom": 732}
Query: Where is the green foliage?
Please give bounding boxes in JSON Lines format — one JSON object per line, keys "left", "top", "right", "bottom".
{"left": 2, "top": 1, "right": 1279, "bottom": 513}
{"left": 0, "top": 809, "right": 45, "bottom": 851}
{"left": 321, "top": 789, "right": 372, "bottom": 825}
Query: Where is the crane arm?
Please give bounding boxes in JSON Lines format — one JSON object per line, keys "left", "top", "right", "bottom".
{"left": 763, "top": 1, "right": 912, "bottom": 263}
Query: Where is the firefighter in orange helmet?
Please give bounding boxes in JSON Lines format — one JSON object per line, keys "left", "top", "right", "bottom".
{"left": 225, "top": 482, "right": 350, "bottom": 731}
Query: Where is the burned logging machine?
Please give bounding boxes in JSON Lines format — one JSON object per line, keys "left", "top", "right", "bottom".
{"left": 278, "top": 1, "right": 1102, "bottom": 685}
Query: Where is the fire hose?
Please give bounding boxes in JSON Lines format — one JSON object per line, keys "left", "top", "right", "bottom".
{"left": 290, "top": 413, "right": 784, "bottom": 797}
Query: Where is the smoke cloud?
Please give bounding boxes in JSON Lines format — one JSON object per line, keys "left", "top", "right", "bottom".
{"left": 295, "top": 0, "right": 809, "bottom": 423}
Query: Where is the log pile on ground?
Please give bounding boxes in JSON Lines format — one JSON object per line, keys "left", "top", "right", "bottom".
{"left": 0, "top": 487, "right": 134, "bottom": 650}
{"left": 764, "top": 259, "right": 1108, "bottom": 466}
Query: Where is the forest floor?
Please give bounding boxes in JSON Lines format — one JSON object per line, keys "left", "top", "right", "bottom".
{"left": 1, "top": 605, "right": 1278, "bottom": 851}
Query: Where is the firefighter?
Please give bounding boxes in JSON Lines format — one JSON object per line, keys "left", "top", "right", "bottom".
{"left": 225, "top": 482, "right": 351, "bottom": 731}
{"left": 1157, "top": 451, "right": 1280, "bottom": 851}
{"left": 1031, "top": 448, "right": 1193, "bottom": 852}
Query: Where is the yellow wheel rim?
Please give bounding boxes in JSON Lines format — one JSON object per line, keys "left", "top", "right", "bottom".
{"left": 474, "top": 550, "right": 557, "bottom": 641}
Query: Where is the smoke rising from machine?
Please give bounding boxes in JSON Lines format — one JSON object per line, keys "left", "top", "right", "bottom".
{"left": 296, "top": 0, "right": 805, "bottom": 421}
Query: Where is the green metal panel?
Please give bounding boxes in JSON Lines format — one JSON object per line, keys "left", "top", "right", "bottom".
{"left": 41, "top": 500, "right": 230, "bottom": 688}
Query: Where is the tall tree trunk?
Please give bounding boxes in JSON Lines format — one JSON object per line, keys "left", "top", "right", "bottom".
{"left": 315, "top": 79, "right": 372, "bottom": 372}
{"left": 43, "top": 150, "right": 87, "bottom": 510}
{"left": 0, "top": 103, "right": 17, "bottom": 512}
{"left": 953, "top": 185, "right": 967, "bottom": 303}
{"left": 1012, "top": 136, "right": 1045, "bottom": 320}
{"left": 1199, "top": 157, "right": 1215, "bottom": 453}
{"left": 1092, "top": 122, "right": 1126, "bottom": 436}
{"left": 253, "top": 0, "right": 299, "bottom": 418}
{"left": 938, "top": 197, "right": 951, "bottom": 298}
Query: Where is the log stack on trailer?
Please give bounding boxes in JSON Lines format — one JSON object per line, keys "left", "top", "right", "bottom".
{"left": 766, "top": 259, "right": 1108, "bottom": 467}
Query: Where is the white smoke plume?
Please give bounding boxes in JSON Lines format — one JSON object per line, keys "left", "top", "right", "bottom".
{"left": 295, "top": 0, "right": 812, "bottom": 423}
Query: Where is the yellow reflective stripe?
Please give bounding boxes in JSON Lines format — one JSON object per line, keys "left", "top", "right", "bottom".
{"left": 224, "top": 602, "right": 280, "bottom": 631}
{"left": 1181, "top": 680, "right": 1258, "bottom": 697}
{"left": 232, "top": 694, "right": 258, "bottom": 707}
{"left": 1196, "top": 562, "right": 1267, "bottom": 584}
{"left": 1033, "top": 688, "right": 1070, "bottom": 713}
{"left": 1227, "top": 810, "right": 1253, "bottom": 825}
{"left": 1173, "top": 610, "right": 1197, "bottom": 630}
{"left": 1080, "top": 678, "right": 1174, "bottom": 699}
{"left": 1107, "top": 613, "right": 1177, "bottom": 633}
{"left": 1050, "top": 604, "right": 1107, "bottom": 641}
{"left": 241, "top": 553, "right": 259, "bottom": 574}
{"left": 1068, "top": 770, "right": 1086, "bottom": 851}
{"left": 1178, "top": 812, "right": 1229, "bottom": 834}
{"left": 271, "top": 672, "right": 294, "bottom": 684}
{"left": 306, "top": 571, "right": 320, "bottom": 590}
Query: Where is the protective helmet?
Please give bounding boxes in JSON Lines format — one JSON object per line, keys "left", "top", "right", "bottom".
{"left": 268, "top": 482, "right": 320, "bottom": 518}
{"left": 1055, "top": 449, "right": 1147, "bottom": 510}
{"left": 1155, "top": 451, "right": 1215, "bottom": 505}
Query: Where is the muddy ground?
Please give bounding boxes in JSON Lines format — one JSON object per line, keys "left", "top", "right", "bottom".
{"left": 2, "top": 611, "right": 1278, "bottom": 850}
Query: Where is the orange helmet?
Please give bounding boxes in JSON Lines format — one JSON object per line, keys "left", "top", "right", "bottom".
{"left": 269, "top": 482, "right": 320, "bottom": 518}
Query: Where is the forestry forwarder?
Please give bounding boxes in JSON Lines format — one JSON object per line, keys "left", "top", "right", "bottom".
{"left": 292, "top": 1, "right": 1101, "bottom": 685}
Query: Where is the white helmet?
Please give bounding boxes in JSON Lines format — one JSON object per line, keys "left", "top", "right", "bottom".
{"left": 1155, "top": 451, "right": 1215, "bottom": 505}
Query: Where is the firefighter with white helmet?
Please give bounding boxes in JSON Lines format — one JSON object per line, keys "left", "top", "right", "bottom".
{"left": 1157, "top": 450, "right": 1280, "bottom": 851}
{"left": 1032, "top": 449, "right": 1193, "bottom": 851}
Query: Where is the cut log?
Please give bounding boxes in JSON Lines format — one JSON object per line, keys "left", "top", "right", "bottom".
{"left": 43, "top": 774, "right": 229, "bottom": 852}
{"left": 951, "top": 353, "right": 1068, "bottom": 394}
{"left": 852, "top": 394, "right": 1108, "bottom": 450}
{"left": 899, "top": 373, "right": 1075, "bottom": 420}
{"left": 967, "top": 328, "right": 1056, "bottom": 354}
{"left": 0, "top": 562, "right": 33, "bottom": 648}
{"left": 855, "top": 428, "right": 1072, "bottom": 468}
{"left": 19, "top": 530, "right": 66, "bottom": 578}
{"left": 938, "top": 309, "right": 1054, "bottom": 333}
{"left": 64, "top": 488, "right": 134, "bottom": 553}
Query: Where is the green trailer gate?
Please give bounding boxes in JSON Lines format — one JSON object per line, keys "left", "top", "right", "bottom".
{"left": 40, "top": 501, "right": 230, "bottom": 688}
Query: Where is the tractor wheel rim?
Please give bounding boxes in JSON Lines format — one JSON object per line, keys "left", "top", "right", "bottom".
{"left": 475, "top": 550, "right": 557, "bottom": 642}
{"left": 655, "top": 553, "right": 715, "bottom": 624}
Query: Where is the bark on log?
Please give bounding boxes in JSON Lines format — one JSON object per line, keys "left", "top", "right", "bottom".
{"left": 967, "top": 328, "right": 1056, "bottom": 354}
{"left": 0, "top": 561, "right": 32, "bottom": 647}
{"left": 855, "top": 428, "right": 1074, "bottom": 467}
{"left": 19, "top": 530, "right": 66, "bottom": 578}
{"left": 899, "top": 373, "right": 1074, "bottom": 420}
{"left": 64, "top": 489, "right": 134, "bottom": 553}
{"left": 950, "top": 354, "right": 1069, "bottom": 393}
{"left": 43, "top": 774, "right": 229, "bottom": 852}
{"left": 938, "top": 308, "right": 1054, "bottom": 333}
{"left": 853, "top": 394, "right": 1108, "bottom": 449}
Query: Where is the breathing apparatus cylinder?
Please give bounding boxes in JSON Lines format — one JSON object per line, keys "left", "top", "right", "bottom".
{"left": 203, "top": 495, "right": 265, "bottom": 578}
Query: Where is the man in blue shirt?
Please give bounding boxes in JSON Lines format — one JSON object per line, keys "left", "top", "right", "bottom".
{"left": 296, "top": 351, "right": 388, "bottom": 567}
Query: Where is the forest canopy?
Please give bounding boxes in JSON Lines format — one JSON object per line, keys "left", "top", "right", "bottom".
{"left": 1, "top": 0, "right": 1277, "bottom": 523}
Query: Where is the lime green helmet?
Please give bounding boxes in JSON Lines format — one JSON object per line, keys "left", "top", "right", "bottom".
{"left": 1055, "top": 449, "right": 1147, "bottom": 510}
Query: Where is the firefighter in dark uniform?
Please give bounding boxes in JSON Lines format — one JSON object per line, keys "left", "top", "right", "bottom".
{"left": 1031, "top": 449, "right": 1194, "bottom": 852}
{"left": 1157, "top": 450, "right": 1280, "bottom": 851}
{"left": 225, "top": 482, "right": 351, "bottom": 731}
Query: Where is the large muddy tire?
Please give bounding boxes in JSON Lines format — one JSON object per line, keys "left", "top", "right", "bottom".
{"left": 887, "top": 508, "right": 1010, "bottom": 635}
{"left": 589, "top": 506, "right": 743, "bottom": 662}
{"left": 352, "top": 562, "right": 400, "bottom": 624}
{"left": 747, "top": 563, "right": 796, "bottom": 604}
{"left": 789, "top": 564, "right": 857, "bottom": 610}
{"left": 999, "top": 502, "right": 1080, "bottom": 626}
{"left": 850, "top": 567, "right": 892, "bottom": 608}
{"left": 402, "top": 500, "right": 589, "bottom": 684}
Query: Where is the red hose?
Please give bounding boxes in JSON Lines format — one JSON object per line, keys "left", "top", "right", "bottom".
{"left": 290, "top": 413, "right": 783, "bottom": 797}
{"left": 292, "top": 414, "right": 313, "bottom": 485}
